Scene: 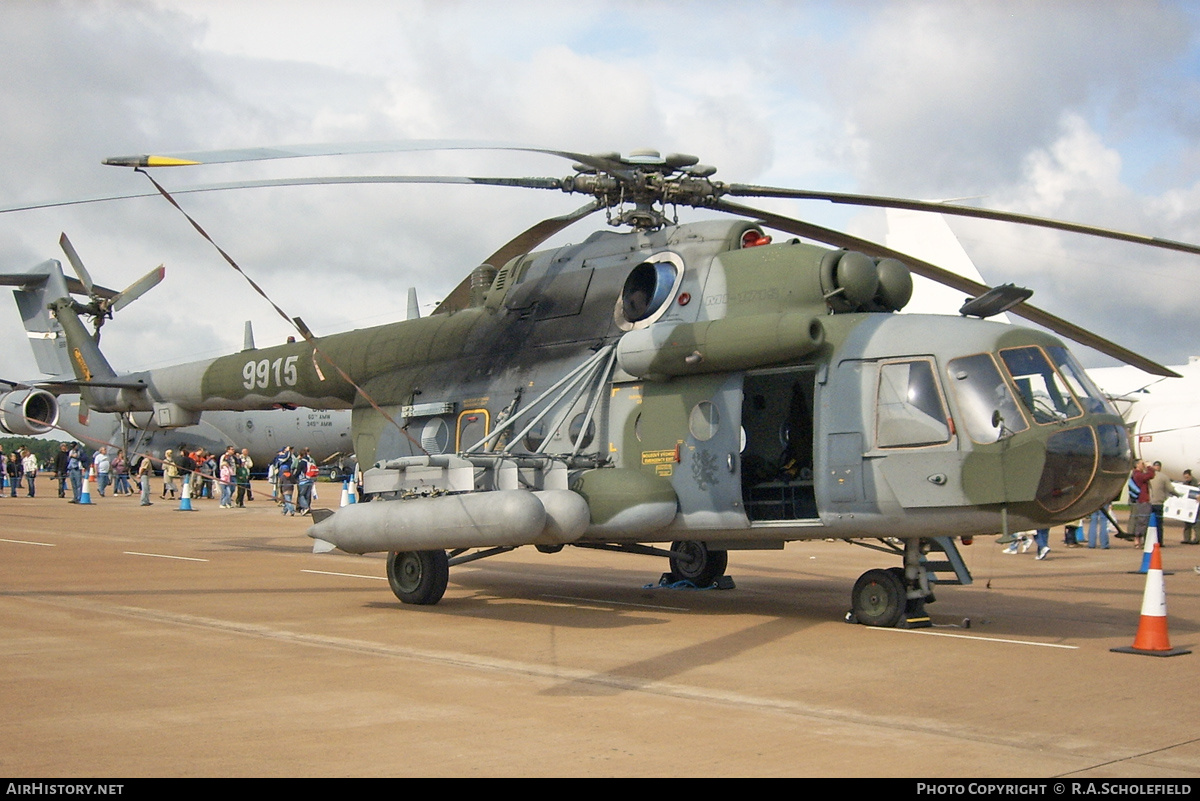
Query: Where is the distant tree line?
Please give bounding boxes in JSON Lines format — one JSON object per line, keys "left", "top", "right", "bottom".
{"left": 0, "top": 437, "right": 75, "bottom": 469}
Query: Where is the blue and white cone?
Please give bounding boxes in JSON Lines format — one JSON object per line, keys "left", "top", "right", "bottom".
{"left": 79, "top": 469, "right": 94, "bottom": 505}
{"left": 1134, "top": 530, "right": 1155, "bottom": 574}
{"left": 178, "top": 477, "right": 194, "bottom": 511}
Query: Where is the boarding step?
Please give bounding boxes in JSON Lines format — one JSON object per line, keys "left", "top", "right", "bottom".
{"left": 922, "top": 536, "right": 973, "bottom": 587}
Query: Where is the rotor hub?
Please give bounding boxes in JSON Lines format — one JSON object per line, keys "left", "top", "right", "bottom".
{"left": 560, "top": 151, "right": 726, "bottom": 230}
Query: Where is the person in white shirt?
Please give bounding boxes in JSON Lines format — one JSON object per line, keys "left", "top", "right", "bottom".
{"left": 93, "top": 447, "right": 113, "bottom": 498}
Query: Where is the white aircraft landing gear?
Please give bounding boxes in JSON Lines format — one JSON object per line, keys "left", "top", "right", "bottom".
{"left": 387, "top": 550, "right": 449, "bottom": 605}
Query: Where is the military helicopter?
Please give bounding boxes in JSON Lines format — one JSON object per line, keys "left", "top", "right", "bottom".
{"left": 16, "top": 141, "right": 1198, "bottom": 627}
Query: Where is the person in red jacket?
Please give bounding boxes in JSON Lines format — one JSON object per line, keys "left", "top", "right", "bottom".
{"left": 1130, "top": 460, "right": 1155, "bottom": 548}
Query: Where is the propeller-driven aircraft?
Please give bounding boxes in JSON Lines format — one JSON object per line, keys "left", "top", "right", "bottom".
{"left": 7, "top": 141, "right": 1195, "bottom": 627}
{"left": 0, "top": 247, "right": 354, "bottom": 472}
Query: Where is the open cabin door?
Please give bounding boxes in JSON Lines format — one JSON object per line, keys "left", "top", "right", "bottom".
{"left": 741, "top": 367, "right": 819, "bottom": 521}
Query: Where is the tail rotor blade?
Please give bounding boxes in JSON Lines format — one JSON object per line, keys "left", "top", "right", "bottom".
{"left": 109, "top": 265, "right": 165, "bottom": 313}
{"left": 58, "top": 232, "right": 95, "bottom": 296}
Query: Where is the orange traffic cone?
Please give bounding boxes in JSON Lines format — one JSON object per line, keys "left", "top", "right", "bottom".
{"left": 1112, "top": 540, "right": 1191, "bottom": 657}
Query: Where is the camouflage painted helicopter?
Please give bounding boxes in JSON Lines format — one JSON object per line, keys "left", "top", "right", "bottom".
{"left": 21, "top": 142, "right": 1200, "bottom": 627}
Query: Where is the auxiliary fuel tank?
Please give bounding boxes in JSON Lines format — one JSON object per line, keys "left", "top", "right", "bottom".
{"left": 307, "top": 489, "right": 589, "bottom": 553}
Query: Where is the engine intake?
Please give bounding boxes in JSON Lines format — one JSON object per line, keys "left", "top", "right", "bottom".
{"left": 0, "top": 388, "right": 59, "bottom": 435}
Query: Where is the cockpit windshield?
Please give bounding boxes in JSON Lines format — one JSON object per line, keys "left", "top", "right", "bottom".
{"left": 1045, "top": 346, "right": 1113, "bottom": 415}
{"left": 999, "top": 346, "right": 1083, "bottom": 424}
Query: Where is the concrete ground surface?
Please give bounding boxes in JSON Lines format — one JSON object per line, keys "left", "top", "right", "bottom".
{"left": 1, "top": 484, "right": 1198, "bottom": 778}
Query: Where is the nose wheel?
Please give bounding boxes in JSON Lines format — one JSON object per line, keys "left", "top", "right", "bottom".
{"left": 848, "top": 568, "right": 907, "bottom": 627}
{"left": 845, "top": 538, "right": 955, "bottom": 627}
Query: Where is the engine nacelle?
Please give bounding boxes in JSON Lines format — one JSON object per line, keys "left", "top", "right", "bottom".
{"left": 125, "top": 411, "right": 158, "bottom": 430}
{"left": 0, "top": 388, "right": 59, "bottom": 436}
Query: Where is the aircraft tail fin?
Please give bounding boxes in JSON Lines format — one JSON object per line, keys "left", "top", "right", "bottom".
{"left": 0, "top": 259, "right": 78, "bottom": 376}
{"left": 884, "top": 208, "right": 1012, "bottom": 323}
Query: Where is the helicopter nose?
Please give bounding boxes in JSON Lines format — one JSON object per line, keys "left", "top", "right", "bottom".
{"left": 1034, "top": 423, "right": 1129, "bottom": 516}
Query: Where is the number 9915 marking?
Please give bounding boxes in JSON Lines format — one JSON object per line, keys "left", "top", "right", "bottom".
{"left": 243, "top": 355, "right": 299, "bottom": 390}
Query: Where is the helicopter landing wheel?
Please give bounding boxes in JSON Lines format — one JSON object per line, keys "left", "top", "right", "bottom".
{"left": 849, "top": 568, "right": 906, "bottom": 627}
{"left": 387, "top": 549, "right": 449, "bottom": 605}
{"left": 668, "top": 540, "right": 728, "bottom": 587}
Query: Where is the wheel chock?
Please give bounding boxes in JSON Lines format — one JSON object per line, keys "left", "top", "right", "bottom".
{"left": 654, "top": 573, "right": 736, "bottom": 590}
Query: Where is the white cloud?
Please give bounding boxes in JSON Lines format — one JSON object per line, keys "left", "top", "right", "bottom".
{"left": 3, "top": 0, "right": 1200, "bottom": 386}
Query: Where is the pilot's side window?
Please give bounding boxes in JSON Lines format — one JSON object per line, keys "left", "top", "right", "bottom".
{"left": 875, "top": 359, "right": 952, "bottom": 448}
{"left": 947, "top": 353, "right": 1029, "bottom": 443}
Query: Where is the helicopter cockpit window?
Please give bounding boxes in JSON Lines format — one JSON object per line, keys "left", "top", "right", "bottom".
{"left": 1046, "top": 346, "right": 1111, "bottom": 415}
{"left": 947, "top": 353, "right": 1029, "bottom": 443}
{"left": 999, "top": 346, "right": 1083, "bottom": 424}
{"left": 875, "top": 359, "right": 952, "bottom": 448}
{"left": 614, "top": 252, "right": 684, "bottom": 331}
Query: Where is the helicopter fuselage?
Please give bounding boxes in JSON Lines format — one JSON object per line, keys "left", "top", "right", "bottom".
{"left": 58, "top": 218, "right": 1129, "bottom": 552}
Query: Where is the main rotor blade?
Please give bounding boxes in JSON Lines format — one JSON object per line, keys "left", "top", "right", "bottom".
{"left": 109, "top": 264, "right": 165, "bottom": 313}
{"left": 58, "top": 232, "right": 95, "bottom": 296}
{"left": 103, "top": 139, "right": 634, "bottom": 179}
{"left": 0, "top": 175, "right": 565, "bottom": 216}
{"left": 432, "top": 200, "right": 603, "bottom": 316}
{"left": 712, "top": 199, "right": 1179, "bottom": 378}
{"left": 725, "top": 185, "right": 1200, "bottom": 259}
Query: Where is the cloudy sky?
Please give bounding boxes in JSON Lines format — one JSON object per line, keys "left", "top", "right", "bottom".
{"left": 3, "top": 0, "right": 1200, "bottom": 387}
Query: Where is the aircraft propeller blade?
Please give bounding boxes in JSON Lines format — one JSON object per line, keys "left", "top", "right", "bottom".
{"left": 109, "top": 265, "right": 165, "bottom": 314}
{"left": 710, "top": 198, "right": 1180, "bottom": 378}
{"left": 432, "top": 200, "right": 603, "bottom": 315}
{"left": 58, "top": 232, "right": 96, "bottom": 296}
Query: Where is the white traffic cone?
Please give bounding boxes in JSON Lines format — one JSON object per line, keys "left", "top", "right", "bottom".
{"left": 1112, "top": 540, "right": 1191, "bottom": 657}
{"left": 339, "top": 481, "right": 350, "bottom": 507}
